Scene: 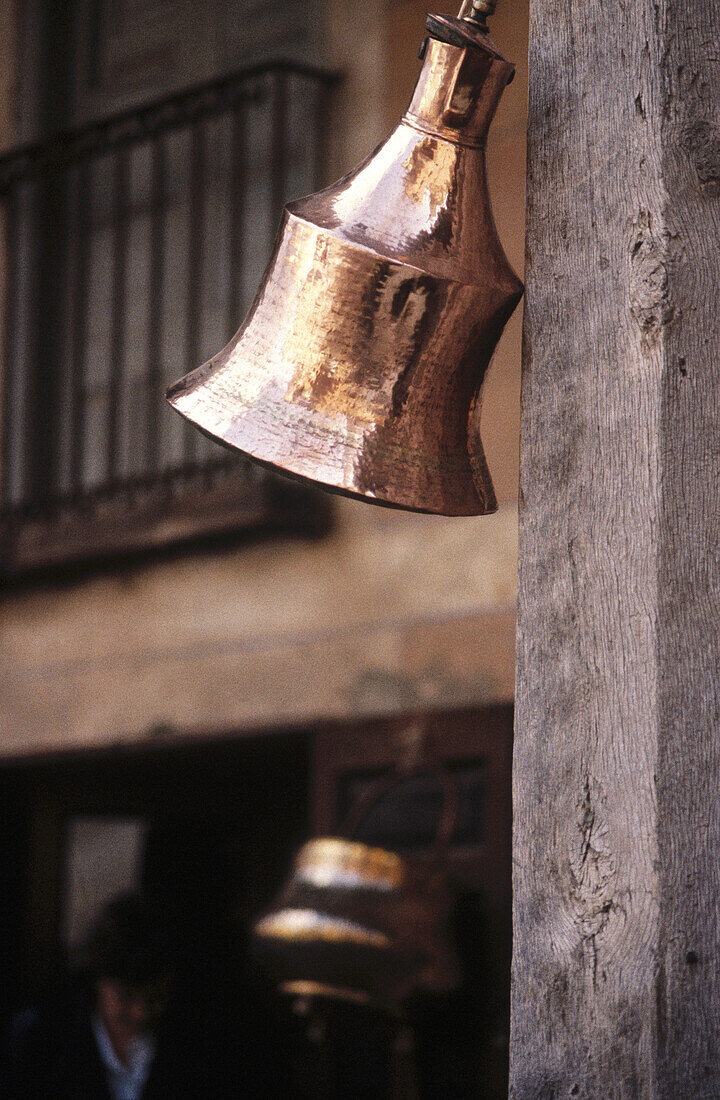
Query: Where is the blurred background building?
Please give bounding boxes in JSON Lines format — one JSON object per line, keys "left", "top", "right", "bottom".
{"left": 0, "top": 0, "right": 528, "bottom": 1094}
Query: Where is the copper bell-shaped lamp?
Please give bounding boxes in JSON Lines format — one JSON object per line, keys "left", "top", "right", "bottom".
{"left": 167, "top": 0, "right": 522, "bottom": 516}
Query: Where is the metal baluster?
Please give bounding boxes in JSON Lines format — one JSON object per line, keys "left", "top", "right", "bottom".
{"left": 270, "top": 69, "right": 288, "bottom": 244}
{"left": 183, "top": 119, "right": 206, "bottom": 465}
{"left": 1, "top": 188, "right": 18, "bottom": 509}
{"left": 106, "top": 148, "right": 129, "bottom": 485}
{"left": 69, "top": 161, "right": 91, "bottom": 494}
{"left": 226, "top": 100, "right": 246, "bottom": 343}
{"left": 146, "top": 135, "right": 166, "bottom": 475}
{"left": 30, "top": 170, "right": 69, "bottom": 505}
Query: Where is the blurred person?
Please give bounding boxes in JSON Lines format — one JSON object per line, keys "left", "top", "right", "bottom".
{"left": 8, "top": 890, "right": 291, "bottom": 1099}
{"left": 8, "top": 893, "right": 175, "bottom": 1099}
{"left": 83, "top": 893, "right": 173, "bottom": 1098}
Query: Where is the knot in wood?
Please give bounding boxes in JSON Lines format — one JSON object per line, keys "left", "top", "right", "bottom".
{"left": 568, "top": 776, "right": 618, "bottom": 942}
{"left": 629, "top": 211, "right": 675, "bottom": 347}
{"left": 682, "top": 118, "right": 720, "bottom": 195}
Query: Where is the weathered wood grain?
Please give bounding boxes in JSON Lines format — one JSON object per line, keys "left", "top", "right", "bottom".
{"left": 511, "top": 0, "right": 720, "bottom": 1095}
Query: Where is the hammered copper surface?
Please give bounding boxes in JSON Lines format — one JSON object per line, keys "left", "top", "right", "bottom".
{"left": 167, "top": 11, "right": 523, "bottom": 515}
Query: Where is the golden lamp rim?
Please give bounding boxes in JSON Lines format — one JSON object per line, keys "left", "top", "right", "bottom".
{"left": 294, "top": 838, "right": 406, "bottom": 887}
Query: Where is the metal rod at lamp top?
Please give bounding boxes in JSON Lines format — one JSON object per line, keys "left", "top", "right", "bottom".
{"left": 458, "top": 0, "right": 499, "bottom": 29}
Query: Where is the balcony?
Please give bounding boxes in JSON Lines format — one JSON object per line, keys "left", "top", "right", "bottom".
{"left": 0, "top": 60, "right": 339, "bottom": 580}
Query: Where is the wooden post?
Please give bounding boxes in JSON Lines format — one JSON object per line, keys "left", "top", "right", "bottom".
{"left": 511, "top": 0, "right": 720, "bottom": 1094}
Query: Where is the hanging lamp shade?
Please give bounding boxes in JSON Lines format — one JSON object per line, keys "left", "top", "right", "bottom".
{"left": 252, "top": 766, "right": 462, "bottom": 1013}
{"left": 166, "top": 2, "right": 522, "bottom": 515}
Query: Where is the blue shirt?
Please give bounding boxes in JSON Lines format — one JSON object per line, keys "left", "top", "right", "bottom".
{"left": 91, "top": 1015, "right": 157, "bottom": 1100}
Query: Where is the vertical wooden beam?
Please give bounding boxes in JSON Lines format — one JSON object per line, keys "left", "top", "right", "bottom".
{"left": 511, "top": 0, "right": 720, "bottom": 1094}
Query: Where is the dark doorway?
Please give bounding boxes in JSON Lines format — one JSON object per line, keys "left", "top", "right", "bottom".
{"left": 0, "top": 731, "right": 309, "bottom": 1019}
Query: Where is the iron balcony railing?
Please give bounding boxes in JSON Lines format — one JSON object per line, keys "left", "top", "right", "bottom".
{"left": 0, "top": 60, "right": 339, "bottom": 577}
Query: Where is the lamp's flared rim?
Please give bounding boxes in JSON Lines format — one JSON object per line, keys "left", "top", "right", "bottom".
{"left": 165, "top": 394, "right": 496, "bottom": 517}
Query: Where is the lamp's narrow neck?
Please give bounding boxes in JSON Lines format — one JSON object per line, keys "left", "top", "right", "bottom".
{"left": 407, "top": 32, "right": 513, "bottom": 147}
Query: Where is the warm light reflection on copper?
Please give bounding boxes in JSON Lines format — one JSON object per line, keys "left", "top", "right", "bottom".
{"left": 252, "top": 835, "right": 460, "bottom": 1012}
{"left": 167, "top": 9, "right": 522, "bottom": 515}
